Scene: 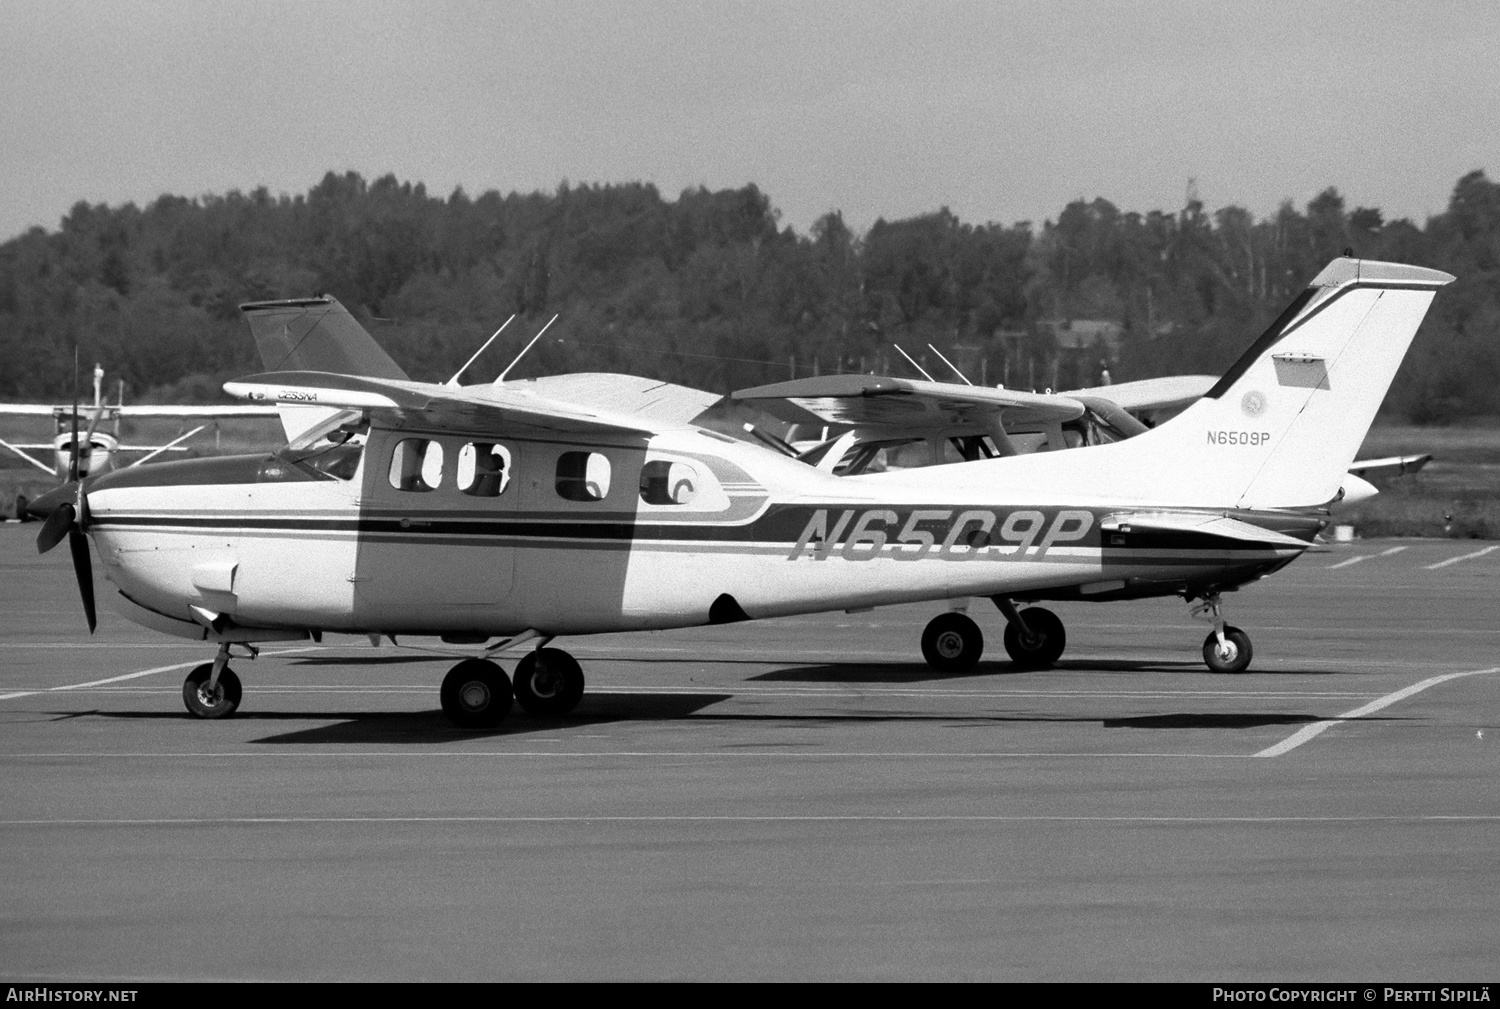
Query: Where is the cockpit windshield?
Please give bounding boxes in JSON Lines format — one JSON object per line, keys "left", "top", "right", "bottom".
{"left": 274, "top": 411, "right": 369, "bottom": 481}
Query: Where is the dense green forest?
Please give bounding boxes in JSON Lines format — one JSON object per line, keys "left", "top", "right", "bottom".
{"left": 2, "top": 169, "right": 1498, "bottom": 422}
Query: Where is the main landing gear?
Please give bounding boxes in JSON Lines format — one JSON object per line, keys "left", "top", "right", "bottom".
{"left": 918, "top": 593, "right": 1254, "bottom": 675}
{"left": 918, "top": 599, "right": 1068, "bottom": 673}
{"left": 441, "top": 645, "right": 586, "bottom": 728}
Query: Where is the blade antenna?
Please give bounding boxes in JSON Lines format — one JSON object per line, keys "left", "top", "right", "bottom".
{"left": 446, "top": 315, "right": 516, "bottom": 387}
{"left": 892, "top": 344, "right": 936, "bottom": 382}
{"left": 927, "top": 344, "right": 973, "bottom": 386}
{"left": 494, "top": 314, "right": 559, "bottom": 385}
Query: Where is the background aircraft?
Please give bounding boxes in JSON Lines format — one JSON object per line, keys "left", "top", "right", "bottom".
{"left": 733, "top": 370, "right": 1431, "bottom": 505}
{"left": 0, "top": 364, "right": 280, "bottom": 517}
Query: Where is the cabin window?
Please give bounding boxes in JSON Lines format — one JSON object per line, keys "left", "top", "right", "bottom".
{"left": 458, "top": 442, "right": 512, "bottom": 497}
{"left": 556, "top": 451, "right": 611, "bottom": 502}
{"left": 389, "top": 438, "right": 445, "bottom": 492}
{"left": 640, "top": 460, "right": 698, "bottom": 505}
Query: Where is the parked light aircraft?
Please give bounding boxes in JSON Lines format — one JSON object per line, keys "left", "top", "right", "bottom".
{"left": 28, "top": 257, "right": 1454, "bottom": 727}
{"left": 737, "top": 364, "right": 1431, "bottom": 505}
{"left": 0, "top": 364, "right": 280, "bottom": 516}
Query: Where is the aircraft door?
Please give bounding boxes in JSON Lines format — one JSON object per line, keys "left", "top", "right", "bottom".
{"left": 354, "top": 431, "right": 517, "bottom": 632}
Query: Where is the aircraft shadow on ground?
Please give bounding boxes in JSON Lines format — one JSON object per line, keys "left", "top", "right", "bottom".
{"left": 752, "top": 658, "right": 1205, "bottom": 682}
{"left": 248, "top": 692, "right": 738, "bottom": 744}
{"left": 753, "top": 658, "right": 1368, "bottom": 681}
{"left": 44, "top": 702, "right": 1414, "bottom": 742}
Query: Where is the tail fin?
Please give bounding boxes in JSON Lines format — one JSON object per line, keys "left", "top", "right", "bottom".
{"left": 239, "top": 297, "right": 409, "bottom": 381}
{"left": 239, "top": 297, "right": 410, "bottom": 443}
{"left": 1048, "top": 258, "right": 1453, "bottom": 509}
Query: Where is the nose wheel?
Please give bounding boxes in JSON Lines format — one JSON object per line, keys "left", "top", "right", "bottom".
{"left": 440, "top": 658, "right": 513, "bottom": 728}
{"left": 1191, "top": 593, "right": 1254, "bottom": 674}
{"left": 183, "top": 663, "right": 242, "bottom": 718}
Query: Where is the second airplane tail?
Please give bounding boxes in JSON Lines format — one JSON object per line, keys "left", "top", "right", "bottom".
{"left": 987, "top": 257, "right": 1454, "bottom": 510}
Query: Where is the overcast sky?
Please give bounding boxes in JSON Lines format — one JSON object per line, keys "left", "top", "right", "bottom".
{"left": 3, "top": 0, "right": 1497, "bottom": 242}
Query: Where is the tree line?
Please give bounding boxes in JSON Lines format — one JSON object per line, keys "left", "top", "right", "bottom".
{"left": 1, "top": 168, "right": 1497, "bottom": 422}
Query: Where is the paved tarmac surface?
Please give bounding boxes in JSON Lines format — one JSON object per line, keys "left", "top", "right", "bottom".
{"left": 1, "top": 525, "right": 1497, "bottom": 981}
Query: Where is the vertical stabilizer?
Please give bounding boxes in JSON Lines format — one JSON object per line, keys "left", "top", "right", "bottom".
{"left": 239, "top": 296, "right": 410, "bottom": 442}
{"left": 982, "top": 258, "right": 1455, "bottom": 509}
{"left": 1128, "top": 258, "right": 1453, "bottom": 508}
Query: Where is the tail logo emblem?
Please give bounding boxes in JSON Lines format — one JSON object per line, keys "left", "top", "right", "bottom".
{"left": 1241, "top": 390, "right": 1267, "bottom": 417}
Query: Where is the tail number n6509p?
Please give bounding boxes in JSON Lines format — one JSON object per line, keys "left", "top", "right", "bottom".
{"left": 788, "top": 508, "right": 1093, "bottom": 561}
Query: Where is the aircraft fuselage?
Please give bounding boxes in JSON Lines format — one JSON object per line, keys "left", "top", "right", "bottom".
{"left": 82, "top": 421, "right": 1314, "bottom": 642}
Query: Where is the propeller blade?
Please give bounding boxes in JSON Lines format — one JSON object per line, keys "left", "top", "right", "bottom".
{"left": 67, "top": 526, "right": 97, "bottom": 633}
{"left": 36, "top": 502, "right": 76, "bottom": 554}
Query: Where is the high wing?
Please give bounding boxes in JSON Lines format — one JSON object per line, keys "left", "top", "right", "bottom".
{"left": 223, "top": 370, "right": 661, "bottom": 438}
{"left": 1065, "top": 375, "right": 1217, "bottom": 418}
{"left": 733, "top": 374, "right": 1083, "bottom": 430}
{"left": 511, "top": 373, "right": 722, "bottom": 427}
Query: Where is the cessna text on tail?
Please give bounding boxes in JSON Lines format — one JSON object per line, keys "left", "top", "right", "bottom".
{"left": 28, "top": 257, "right": 1454, "bottom": 727}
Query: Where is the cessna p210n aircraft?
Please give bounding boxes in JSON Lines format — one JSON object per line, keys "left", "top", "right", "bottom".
{"left": 28, "top": 256, "right": 1454, "bottom": 727}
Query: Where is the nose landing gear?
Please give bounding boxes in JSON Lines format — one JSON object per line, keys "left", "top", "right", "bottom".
{"left": 1190, "top": 593, "right": 1253, "bottom": 674}
{"left": 182, "top": 642, "right": 248, "bottom": 718}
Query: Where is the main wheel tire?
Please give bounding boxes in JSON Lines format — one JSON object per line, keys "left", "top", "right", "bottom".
{"left": 1202, "top": 626, "right": 1253, "bottom": 674}
{"left": 440, "top": 658, "right": 513, "bottom": 728}
{"left": 1003, "top": 607, "right": 1066, "bottom": 668}
{"left": 182, "top": 663, "right": 242, "bottom": 719}
{"left": 15, "top": 494, "right": 29, "bottom": 522}
{"left": 513, "top": 648, "right": 586, "bottom": 717}
{"left": 921, "top": 612, "right": 984, "bottom": 672}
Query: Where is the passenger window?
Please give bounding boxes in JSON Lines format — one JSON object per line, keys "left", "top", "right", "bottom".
{"left": 389, "top": 439, "right": 444, "bottom": 492}
{"left": 640, "top": 460, "right": 699, "bottom": 505}
{"left": 458, "top": 442, "right": 512, "bottom": 497}
{"left": 556, "top": 451, "right": 611, "bottom": 502}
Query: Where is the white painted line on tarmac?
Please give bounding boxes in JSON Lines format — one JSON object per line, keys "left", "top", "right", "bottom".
{"left": 2, "top": 750, "right": 1248, "bottom": 760}
{"left": 1255, "top": 666, "right": 1500, "bottom": 758}
{"left": 1326, "top": 545, "right": 1407, "bottom": 570}
{"left": 1425, "top": 545, "right": 1500, "bottom": 570}
{"left": 2, "top": 813, "right": 1497, "bottom": 828}
{"left": 0, "top": 647, "right": 324, "bottom": 703}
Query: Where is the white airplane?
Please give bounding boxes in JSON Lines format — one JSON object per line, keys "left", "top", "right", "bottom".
{"left": 0, "top": 364, "right": 280, "bottom": 516}
{"left": 737, "top": 357, "right": 1430, "bottom": 504}
{"left": 27, "top": 256, "right": 1454, "bottom": 728}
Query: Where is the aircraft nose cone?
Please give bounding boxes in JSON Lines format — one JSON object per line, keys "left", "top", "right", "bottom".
{"left": 27, "top": 482, "right": 77, "bottom": 519}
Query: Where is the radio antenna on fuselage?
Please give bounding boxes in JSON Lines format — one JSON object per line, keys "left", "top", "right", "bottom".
{"left": 494, "top": 314, "right": 559, "bottom": 385}
{"left": 892, "top": 344, "right": 936, "bottom": 382}
{"left": 445, "top": 315, "right": 516, "bottom": 387}
{"left": 926, "top": 343, "right": 973, "bottom": 386}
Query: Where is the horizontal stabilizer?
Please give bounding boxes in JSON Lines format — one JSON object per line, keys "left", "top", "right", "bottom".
{"left": 1348, "top": 453, "right": 1432, "bottom": 479}
{"left": 1101, "top": 511, "right": 1312, "bottom": 549}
